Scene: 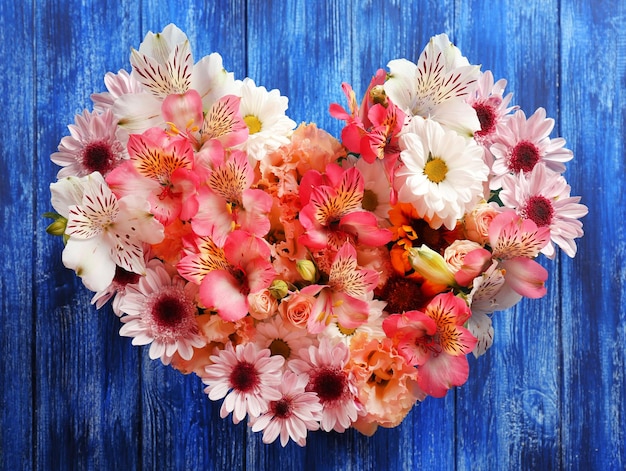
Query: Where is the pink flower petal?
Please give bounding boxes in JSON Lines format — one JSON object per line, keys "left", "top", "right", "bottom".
{"left": 500, "top": 257, "right": 548, "bottom": 298}
{"left": 200, "top": 269, "right": 248, "bottom": 322}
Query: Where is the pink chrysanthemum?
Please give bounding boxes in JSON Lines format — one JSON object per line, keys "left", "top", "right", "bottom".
{"left": 467, "top": 70, "right": 516, "bottom": 147}
{"left": 91, "top": 265, "right": 142, "bottom": 315}
{"left": 118, "top": 260, "right": 206, "bottom": 364}
{"left": 289, "top": 339, "right": 360, "bottom": 432}
{"left": 202, "top": 342, "right": 285, "bottom": 424}
{"left": 489, "top": 108, "right": 573, "bottom": 190}
{"left": 51, "top": 109, "right": 126, "bottom": 178}
{"left": 499, "top": 164, "right": 588, "bottom": 258}
{"left": 250, "top": 370, "right": 323, "bottom": 446}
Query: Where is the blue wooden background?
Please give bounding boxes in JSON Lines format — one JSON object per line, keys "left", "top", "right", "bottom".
{"left": 1, "top": 0, "right": 624, "bottom": 469}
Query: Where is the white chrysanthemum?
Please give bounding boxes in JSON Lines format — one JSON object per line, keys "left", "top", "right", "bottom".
{"left": 395, "top": 118, "right": 489, "bottom": 230}
{"left": 236, "top": 77, "right": 296, "bottom": 161}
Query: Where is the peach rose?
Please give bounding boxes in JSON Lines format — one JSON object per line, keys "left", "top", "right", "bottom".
{"left": 464, "top": 202, "right": 500, "bottom": 245}
{"left": 279, "top": 291, "right": 316, "bottom": 329}
{"left": 248, "top": 289, "right": 279, "bottom": 320}
{"left": 444, "top": 239, "right": 484, "bottom": 273}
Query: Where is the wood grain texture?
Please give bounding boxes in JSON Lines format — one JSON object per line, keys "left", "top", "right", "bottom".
{"left": 1, "top": 0, "right": 624, "bottom": 469}
{"left": 0, "top": 1, "right": 35, "bottom": 469}
{"left": 560, "top": 0, "right": 626, "bottom": 468}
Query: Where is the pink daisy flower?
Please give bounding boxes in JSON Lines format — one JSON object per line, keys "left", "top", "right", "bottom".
{"left": 289, "top": 338, "right": 360, "bottom": 432}
{"left": 489, "top": 108, "right": 573, "bottom": 190}
{"left": 91, "top": 69, "right": 144, "bottom": 114}
{"left": 202, "top": 342, "right": 285, "bottom": 424}
{"left": 467, "top": 70, "right": 516, "bottom": 147}
{"left": 250, "top": 370, "right": 323, "bottom": 446}
{"left": 90, "top": 265, "right": 142, "bottom": 315}
{"left": 51, "top": 108, "right": 126, "bottom": 178}
{"left": 499, "top": 164, "right": 588, "bottom": 258}
{"left": 118, "top": 260, "right": 206, "bottom": 364}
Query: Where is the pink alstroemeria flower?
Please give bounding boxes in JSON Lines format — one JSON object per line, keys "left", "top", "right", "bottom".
{"left": 191, "top": 149, "right": 273, "bottom": 246}
{"left": 302, "top": 243, "right": 379, "bottom": 334}
{"left": 330, "top": 69, "right": 405, "bottom": 166}
{"left": 416, "top": 292, "right": 477, "bottom": 397}
{"left": 382, "top": 310, "right": 437, "bottom": 366}
{"left": 488, "top": 211, "right": 551, "bottom": 299}
{"left": 298, "top": 163, "right": 392, "bottom": 250}
{"left": 106, "top": 127, "right": 199, "bottom": 226}
{"left": 193, "top": 230, "right": 276, "bottom": 322}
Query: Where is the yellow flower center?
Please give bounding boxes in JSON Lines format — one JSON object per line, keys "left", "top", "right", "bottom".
{"left": 337, "top": 323, "right": 357, "bottom": 336}
{"left": 244, "top": 115, "right": 262, "bottom": 134}
{"left": 424, "top": 157, "right": 448, "bottom": 183}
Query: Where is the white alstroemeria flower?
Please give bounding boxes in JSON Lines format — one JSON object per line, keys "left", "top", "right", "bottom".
{"left": 384, "top": 33, "right": 481, "bottom": 136}
{"left": 50, "top": 172, "right": 164, "bottom": 292}
{"left": 113, "top": 24, "right": 238, "bottom": 134}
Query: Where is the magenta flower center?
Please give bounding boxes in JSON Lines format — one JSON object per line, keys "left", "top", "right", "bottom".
{"left": 473, "top": 103, "right": 497, "bottom": 136}
{"left": 270, "top": 398, "right": 293, "bottom": 419}
{"left": 147, "top": 288, "right": 196, "bottom": 337}
{"left": 509, "top": 141, "right": 540, "bottom": 173}
{"left": 82, "top": 141, "right": 115, "bottom": 175}
{"left": 310, "top": 367, "right": 347, "bottom": 403}
{"left": 522, "top": 195, "right": 554, "bottom": 227}
{"left": 112, "top": 265, "right": 141, "bottom": 287}
{"left": 229, "top": 362, "right": 259, "bottom": 392}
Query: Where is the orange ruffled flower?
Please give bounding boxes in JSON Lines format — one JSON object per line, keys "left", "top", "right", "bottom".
{"left": 348, "top": 332, "right": 424, "bottom": 435}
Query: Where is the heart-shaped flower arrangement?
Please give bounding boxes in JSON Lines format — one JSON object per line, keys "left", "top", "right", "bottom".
{"left": 46, "top": 24, "right": 587, "bottom": 446}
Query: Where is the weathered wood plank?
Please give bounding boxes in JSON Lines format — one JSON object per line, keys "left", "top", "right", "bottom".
{"left": 1, "top": 0, "right": 624, "bottom": 469}
{"left": 560, "top": 0, "right": 626, "bottom": 468}
{"left": 33, "top": 2, "right": 144, "bottom": 469}
{"left": 0, "top": 1, "right": 35, "bottom": 469}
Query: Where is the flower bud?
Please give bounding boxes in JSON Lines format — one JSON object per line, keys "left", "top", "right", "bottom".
{"left": 296, "top": 260, "right": 317, "bottom": 282}
{"left": 408, "top": 244, "right": 457, "bottom": 287}
{"left": 268, "top": 280, "right": 289, "bottom": 299}
{"left": 44, "top": 212, "right": 68, "bottom": 237}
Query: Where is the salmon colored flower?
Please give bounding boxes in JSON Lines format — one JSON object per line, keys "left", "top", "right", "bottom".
{"left": 348, "top": 333, "right": 424, "bottom": 433}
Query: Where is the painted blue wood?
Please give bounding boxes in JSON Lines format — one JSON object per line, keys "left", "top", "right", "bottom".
{"left": 0, "top": 0, "right": 624, "bottom": 469}
{"left": 560, "top": 0, "right": 626, "bottom": 469}
{"left": 0, "top": 2, "right": 35, "bottom": 470}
